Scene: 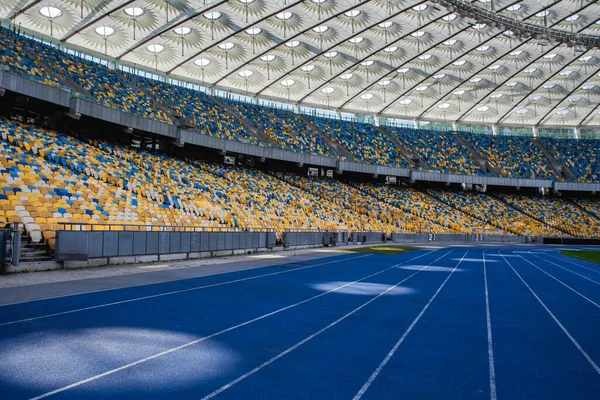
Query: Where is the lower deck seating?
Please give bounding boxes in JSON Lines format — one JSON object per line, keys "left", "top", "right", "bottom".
{"left": 495, "top": 193, "right": 600, "bottom": 238}
{"left": 426, "top": 189, "right": 563, "bottom": 237}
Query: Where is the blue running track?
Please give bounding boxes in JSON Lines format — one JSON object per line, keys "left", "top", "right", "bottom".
{"left": 0, "top": 247, "right": 599, "bottom": 399}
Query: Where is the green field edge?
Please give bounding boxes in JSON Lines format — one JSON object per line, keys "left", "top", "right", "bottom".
{"left": 339, "top": 245, "right": 420, "bottom": 255}
{"left": 560, "top": 250, "right": 600, "bottom": 265}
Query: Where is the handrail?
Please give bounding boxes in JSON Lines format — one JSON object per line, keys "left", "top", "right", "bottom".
{"left": 57, "top": 222, "right": 275, "bottom": 233}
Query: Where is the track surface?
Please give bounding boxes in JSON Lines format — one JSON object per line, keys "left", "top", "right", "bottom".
{"left": 0, "top": 247, "right": 599, "bottom": 399}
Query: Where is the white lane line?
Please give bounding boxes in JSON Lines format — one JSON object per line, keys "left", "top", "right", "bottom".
{"left": 499, "top": 252, "right": 600, "bottom": 377}
{"left": 513, "top": 253, "right": 600, "bottom": 310}
{"left": 543, "top": 251, "right": 600, "bottom": 276}
{"left": 27, "top": 250, "right": 447, "bottom": 400}
{"left": 352, "top": 251, "right": 468, "bottom": 400}
{"left": 532, "top": 254, "right": 600, "bottom": 286}
{"left": 484, "top": 251, "right": 497, "bottom": 400}
{"left": 1, "top": 254, "right": 372, "bottom": 327}
{"left": 200, "top": 250, "right": 455, "bottom": 400}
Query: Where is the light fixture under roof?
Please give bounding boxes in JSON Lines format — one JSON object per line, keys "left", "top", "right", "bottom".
{"left": 415, "top": 85, "right": 428, "bottom": 91}
{"left": 40, "top": 6, "right": 62, "bottom": 18}
{"left": 582, "top": 84, "right": 596, "bottom": 90}
{"left": 510, "top": 50, "right": 524, "bottom": 56}
{"left": 438, "top": 103, "right": 450, "bottom": 109}
{"left": 529, "top": 95, "right": 542, "bottom": 101}
{"left": 536, "top": 10, "right": 550, "bottom": 17}
{"left": 476, "top": 106, "right": 490, "bottom": 112}
{"left": 321, "top": 87, "right": 335, "bottom": 94}
{"left": 579, "top": 55, "right": 592, "bottom": 62}
{"left": 433, "top": 73, "right": 446, "bottom": 79}
{"left": 418, "top": 54, "right": 432, "bottom": 60}
{"left": 360, "top": 93, "right": 374, "bottom": 100}
{"left": 345, "top": 9, "right": 361, "bottom": 17}
{"left": 443, "top": 39, "right": 457, "bottom": 46}
{"left": 218, "top": 42, "right": 235, "bottom": 50}
{"left": 569, "top": 97, "right": 582, "bottom": 103}
{"left": 488, "top": 65, "right": 501, "bottom": 70}
{"left": 476, "top": 45, "right": 490, "bottom": 52}
{"left": 349, "top": 37, "right": 364, "bottom": 44}
{"left": 147, "top": 44, "right": 165, "bottom": 53}
{"left": 384, "top": 46, "right": 398, "bottom": 53}
{"left": 238, "top": 0, "right": 255, "bottom": 3}
{"left": 524, "top": 67, "right": 537, "bottom": 73}
{"left": 473, "top": 23, "right": 487, "bottom": 30}
{"left": 203, "top": 11, "right": 221, "bottom": 20}
{"left": 559, "top": 70, "right": 574, "bottom": 77}
{"left": 377, "top": 80, "right": 391, "bottom": 86}
{"left": 412, "top": 4, "right": 428, "bottom": 11}
{"left": 285, "top": 40, "right": 300, "bottom": 48}
{"left": 95, "top": 26, "right": 115, "bottom": 37}
{"left": 340, "top": 73, "right": 354, "bottom": 80}
{"left": 565, "top": 14, "right": 580, "bottom": 22}
{"left": 301, "top": 64, "right": 315, "bottom": 72}
{"left": 555, "top": 109, "right": 569, "bottom": 116}
{"left": 238, "top": 70, "right": 254, "bottom": 78}
{"left": 397, "top": 67, "right": 410, "bottom": 73}
{"left": 399, "top": 99, "right": 412, "bottom": 105}
{"left": 505, "top": 81, "right": 519, "bottom": 87}
{"left": 361, "top": 60, "right": 374, "bottom": 66}
{"left": 378, "top": 21, "right": 394, "bottom": 28}
{"left": 411, "top": 31, "right": 426, "bottom": 38}
{"left": 453, "top": 90, "right": 465, "bottom": 95}
{"left": 516, "top": 108, "right": 529, "bottom": 114}
{"left": 280, "top": 79, "right": 295, "bottom": 87}
{"left": 312, "top": 25, "right": 329, "bottom": 33}
{"left": 261, "top": 55, "right": 275, "bottom": 62}
{"left": 507, "top": 4, "right": 522, "bottom": 12}
{"left": 173, "top": 27, "right": 191, "bottom": 36}
{"left": 311, "top": 0, "right": 327, "bottom": 3}
{"left": 246, "top": 27, "right": 262, "bottom": 35}
{"left": 453, "top": 60, "right": 466, "bottom": 66}
{"left": 543, "top": 83, "right": 556, "bottom": 89}
{"left": 323, "top": 51, "right": 338, "bottom": 58}
{"left": 124, "top": 7, "right": 144, "bottom": 17}
{"left": 491, "top": 93, "right": 503, "bottom": 99}
{"left": 470, "top": 78, "right": 482, "bottom": 83}
{"left": 443, "top": 14, "right": 457, "bottom": 21}
{"left": 544, "top": 53, "right": 557, "bottom": 59}
{"left": 194, "top": 58, "right": 211, "bottom": 67}
{"left": 276, "top": 11, "right": 293, "bottom": 20}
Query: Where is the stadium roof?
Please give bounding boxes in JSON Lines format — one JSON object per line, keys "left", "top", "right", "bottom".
{"left": 3, "top": 0, "right": 600, "bottom": 127}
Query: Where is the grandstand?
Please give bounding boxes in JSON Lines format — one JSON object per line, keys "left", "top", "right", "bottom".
{"left": 0, "top": 1, "right": 600, "bottom": 398}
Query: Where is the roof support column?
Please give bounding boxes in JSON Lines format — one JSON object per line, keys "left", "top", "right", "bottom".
{"left": 452, "top": 121, "right": 458, "bottom": 131}
{"left": 574, "top": 126, "right": 580, "bottom": 139}
{"left": 373, "top": 115, "right": 380, "bottom": 127}
{"left": 532, "top": 126, "right": 539, "bottom": 138}
{"left": 492, "top": 124, "right": 499, "bottom": 136}
{"left": 413, "top": 119, "right": 420, "bottom": 129}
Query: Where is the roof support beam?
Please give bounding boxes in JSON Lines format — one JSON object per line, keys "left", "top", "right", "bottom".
{"left": 61, "top": 0, "right": 138, "bottom": 41}
{"left": 166, "top": 0, "right": 305, "bottom": 74}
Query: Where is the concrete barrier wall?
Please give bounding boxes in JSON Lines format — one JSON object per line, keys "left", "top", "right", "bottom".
{"left": 391, "top": 233, "right": 527, "bottom": 243}
{"left": 350, "top": 232, "right": 386, "bottom": 244}
{"left": 283, "top": 231, "right": 326, "bottom": 248}
{"left": 56, "top": 230, "right": 276, "bottom": 261}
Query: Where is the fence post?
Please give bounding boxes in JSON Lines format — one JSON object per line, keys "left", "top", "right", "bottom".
{"left": 11, "top": 222, "right": 20, "bottom": 267}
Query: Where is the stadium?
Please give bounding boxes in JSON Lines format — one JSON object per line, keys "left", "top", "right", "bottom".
{"left": 0, "top": 0, "right": 599, "bottom": 398}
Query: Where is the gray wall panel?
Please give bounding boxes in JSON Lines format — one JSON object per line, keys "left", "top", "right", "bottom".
{"left": 88, "top": 232, "right": 104, "bottom": 258}
{"left": 118, "top": 232, "right": 134, "bottom": 256}
{"left": 102, "top": 232, "right": 119, "bottom": 257}
{"left": 146, "top": 232, "right": 159, "bottom": 254}
{"left": 159, "top": 232, "right": 170, "bottom": 254}
{"left": 225, "top": 232, "right": 233, "bottom": 250}
{"left": 180, "top": 232, "right": 191, "bottom": 253}
{"left": 133, "top": 232, "right": 147, "bottom": 255}
{"left": 201, "top": 232, "right": 210, "bottom": 251}
{"left": 190, "top": 233, "right": 200, "bottom": 252}
{"left": 208, "top": 233, "right": 218, "bottom": 251}
{"left": 170, "top": 232, "right": 181, "bottom": 254}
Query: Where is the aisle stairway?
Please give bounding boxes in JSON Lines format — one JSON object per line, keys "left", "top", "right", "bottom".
{"left": 377, "top": 127, "right": 425, "bottom": 169}
{"left": 455, "top": 133, "right": 501, "bottom": 176}
{"left": 532, "top": 139, "right": 577, "bottom": 181}
{"left": 298, "top": 115, "right": 354, "bottom": 160}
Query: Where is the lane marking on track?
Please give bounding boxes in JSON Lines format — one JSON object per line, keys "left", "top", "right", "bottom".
{"left": 542, "top": 251, "right": 600, "bottom": 276}
{"left": 513, "top": 253, "right": 600, "bottom": 310}
{"left": 200, "top": 250, "right": 455, "bottom": 400}
{"left": 530, "top": 253, "right": 600, "bottom": 286}
{"left": 484, "top": 251, "right": 497, "bottom": 400}
{"left": 499, "top": 252, "right": 600, "bottom": 377}
{"left": 27, "top": 249, "right": 446, "bottom": 400}
{"left": 352, "top": 251, "right": 468, "bottom": 400}
{"left": 1, "top": 254, "right": 372, "bottom": 327}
